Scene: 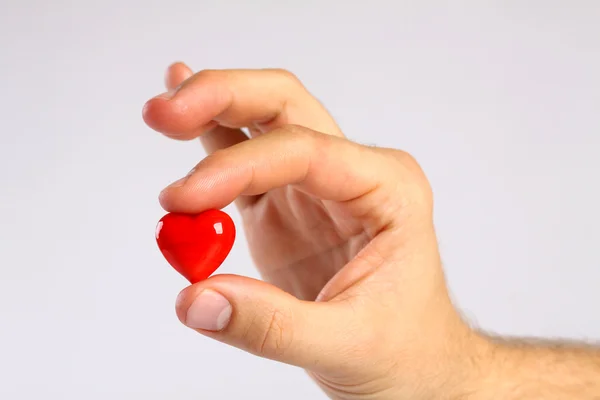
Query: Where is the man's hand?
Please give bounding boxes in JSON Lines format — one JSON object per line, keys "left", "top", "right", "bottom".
{"left": 142, "top": 63, "right": 600, "bottom": 399}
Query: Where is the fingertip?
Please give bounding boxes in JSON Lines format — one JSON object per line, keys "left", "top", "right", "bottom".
{"left": 165, "top": 62, "right": 193, "bottom": 90}
{"left": 142, "top": 96, "right": 199, "bottom": 140}
{"left": 175, "top": 277, "right": 239, "bottom": 330}
{"left": 158, "top": 182, "right": 207, "bottom": 214}
{"left": 168, "top": 61, "right": 193, "bottom": 75}
{"left": 142, "top": 96, "right": 174, "bottom": 132}
{"left": 143, "top": 61, "right": 195, "bottom": 137}
{"left": 158, "top": 184, "right": 228, "bottom": 215}
{"left": 158, "top": 186, "right": 175, "bottom": 211}
{"left": 158, "top": 181, "right": 186, "bottom": 212}
{"left": 175, "top": 285, "right": 196, "bottom": 324}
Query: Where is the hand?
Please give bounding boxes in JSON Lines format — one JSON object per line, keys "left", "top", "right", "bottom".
{"left": 142, "top": 63, "right": 482, "bottom": 399}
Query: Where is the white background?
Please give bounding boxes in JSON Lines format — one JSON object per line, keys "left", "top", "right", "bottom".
{"left": 1, "top": 1, "right": 599, "bottom": 399}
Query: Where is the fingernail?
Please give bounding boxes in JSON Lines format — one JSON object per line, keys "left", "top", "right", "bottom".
{"left": 156, "top": 89, "right": 177, "bottom": 100}
{"left": 159, "top": 178, "right": 184, "bottom": 201}
{"left": 186, "top": 166, "right": 197, "bottom": 177}
{"left": 166, "top": 176, "right": 188, "bottom": 189}
{"left": 184, "top": 289, "right": 232, "bottom": 331}
{"left": 159, "top": 168, "right": 195, "bottom": 202}
{"left": 164, "top": 166, "right": 196, "bottom": 189}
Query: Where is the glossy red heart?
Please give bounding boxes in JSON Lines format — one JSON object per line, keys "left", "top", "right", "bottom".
{"left": 155, "top": 210, "right": 236, "bottom": 283}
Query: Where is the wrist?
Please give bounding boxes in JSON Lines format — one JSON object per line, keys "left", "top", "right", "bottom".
{"left": 424, "top": 322, "right": 498, "bottom": 400}
{"left": 442, "top": 331, "right": 528, "bottom": 400}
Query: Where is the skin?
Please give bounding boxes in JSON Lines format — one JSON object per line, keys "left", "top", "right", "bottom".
{"left": 143, "top": 63, "right": 600, "bottom": 399}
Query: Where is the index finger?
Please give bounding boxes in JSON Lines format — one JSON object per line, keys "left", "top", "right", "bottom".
{"left": 142, "top": 69, "right": 343, "bottom": 140}
{"left": 159, "top": 126, "right": 408, "bottom": 232}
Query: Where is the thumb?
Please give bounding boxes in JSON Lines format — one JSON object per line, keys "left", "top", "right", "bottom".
{"left": 175, "top": 274, "right": 360, "bottom": 372}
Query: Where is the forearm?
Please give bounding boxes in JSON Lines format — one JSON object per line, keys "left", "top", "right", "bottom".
{"left": 467, "top": 334, "right": 600, "bottom": 399}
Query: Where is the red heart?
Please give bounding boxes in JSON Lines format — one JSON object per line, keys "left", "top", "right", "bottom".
{"left": 155, "top": 210, "right": 236, "bottom": 283}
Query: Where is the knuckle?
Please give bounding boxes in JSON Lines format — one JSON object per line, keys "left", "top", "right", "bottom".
{"left": 379, "top": 148, "right": 433, "bottom": 207}
{"left": 275, "top": 124, "right": 321, "bottom": 145}
{"left": 251, "top": 308, "right": 294, "bottom": 358}
{"left": 388, "top": 148, "right": 419, "bottom": 169}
